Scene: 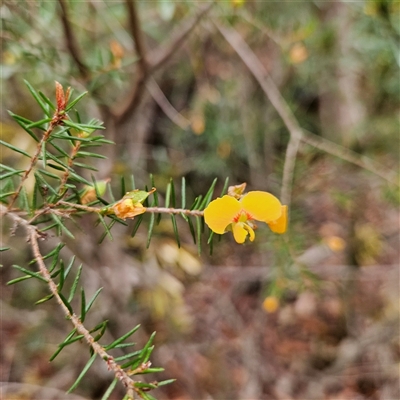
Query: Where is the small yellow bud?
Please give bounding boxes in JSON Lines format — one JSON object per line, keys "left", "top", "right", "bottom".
{"left": 262, "top": 296, "right": 279, "bottom": 313}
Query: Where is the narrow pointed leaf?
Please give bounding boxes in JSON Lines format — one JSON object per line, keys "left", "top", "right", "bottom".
{"left": 85, "top": 287, "right": 103, "bottom": 314}
{"left": 24, "top": 80, "right": 51, "bottom": 117}
{"left": 158, "top": 379, "right": 177, "bottom": 387}
{"left": 105, "top": 324, "right": 141, "bottom": 350}
{"left": 35, "top": 293, "right": 55, "bottom": 305}
{"left": 58, "top": 260, "right": 65, "bottom": 291}
{"left": 26, "top": 117, "right": 52, "bottom": 129}
{"left": 80, "top": 287, "right": 87, "bottom": 322}
{"left": 67, "top": 353, "right": 97, "bottom": 393}
{"left": 196, "top": 216, "right": 202, "bottom": 255}
{"left": 171, "top": 215, "right": 180, "bottom": 248}
{"left": 0, "top": 170, "right": 25, "bottom": 180}
{"left": 49, "top": 329, "right": 77, "bottom": 361}
{"left": 146, "top": 212, "right": 155, "bottom": 248}
{"left": 131, "top": 214, "right": 144, "bottom": 237}
{"left": 113, "top": 350, "right": 141, "bottom": 362}
{"left": 101, "top": 378, "right": 118, "bottom": 400}
{"left": 8, "top": 111, "right": 40, "bottom": 142}
{"left": 65, "top": 91, "right": 88, "bottom": 111}
{"left": 11, "top": 264, "right": 48, "bottom": 282}
{"left": 221, "top": 177, "right": 229, "bottom": 196}
{"left": 7, "top": 275, "right": 33, "bottom": 285}
{"left": 0, "top": 139, "right": 31, "bottom": 158}
{"left": 68, "top": 264, "right": 83, "bottom": 302}
{"left": 199, "top": 178, "right": 217, "bottom": 210}
{"left": 59, "top": 292, "right": 73, "bottom": 315}
{"left": 64, "top": 256, "right": 76, "bottom": 279}
{"left": 38, "top": 91, "right": 56, "bottom": 111}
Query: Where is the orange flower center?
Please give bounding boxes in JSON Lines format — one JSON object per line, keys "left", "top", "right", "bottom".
{"left": 233, "top": 210, "right": 253, "bottom": 223}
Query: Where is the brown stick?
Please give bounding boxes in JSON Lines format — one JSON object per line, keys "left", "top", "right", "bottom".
{"left": 58, "top": 0, "right": 90, "bottom": 80}
{"left": 1, "top": 204, "right": 141, "bottom": 399}
{"left": 114, "top": 3, "right": 214, "bottom": 125}
{"left": 215, "top": 22, "right": 302, "bottom": 207}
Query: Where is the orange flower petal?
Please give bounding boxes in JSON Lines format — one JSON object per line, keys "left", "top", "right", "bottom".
{"left": 268, "top": 205, "right": 288, "bottom": 234}
{"left": 112, "top": 199, "right": 146, "bottom": 219}
{"left": 240, "top": 191, "right": 282, "bottom": 222}
{"left": 204, "top": 195, "right": 241, "bottom": 234}
{"left": 233, "top": 223, "right": 248, "bottom": 243}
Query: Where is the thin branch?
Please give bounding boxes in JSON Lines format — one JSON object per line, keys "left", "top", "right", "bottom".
{"left": 145, "top": 206, "right": 204, "bottom": 217}
{"left": 0, "top": 205, "right": 141, "bottom": 399}
{"left": 58, "top": 0, "right": 90, "bottom": 80}
{"left": 146, "top": 78, "right": 190, "bottom": 130}
{"left": 215, "top": 22, "right": 302, "bottom": 207}
{"left": 114, "top": 3, "right": 213, "bottom": 125}
{"left": 7, "top": 119, "right": 60, "bottom": 210}
{"left": 301, "top": 130, "right": 399, "bottom": 186}
{"left": 125, "top": 0, "right": 149, "bottom": 72}
{"left": 215, "top": 21, "right": 399, "bottom": 206}
{"left": 148, "top": 3, "right": 214, "bottom": 72}
{"left": 57, "top": 201, "right": 204, "bottom": 217}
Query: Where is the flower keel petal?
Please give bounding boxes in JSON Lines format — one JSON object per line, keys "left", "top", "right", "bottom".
{"left": 233, "top": 223, "right": 248, "bottom": 243}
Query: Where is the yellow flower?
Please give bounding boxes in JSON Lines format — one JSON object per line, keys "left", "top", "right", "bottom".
{"left": 262, "top": 296, "right": 279, "bottom": 313}
{"left": 204, "top": 191, "right": 287, "bottom": 243}
{"left": 112, "top": 198, "right": 146, "bottom": 220}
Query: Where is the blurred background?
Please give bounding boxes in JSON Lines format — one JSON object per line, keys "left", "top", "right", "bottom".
{"left": 1, "top": 1, "right": 399, "bottom": 399}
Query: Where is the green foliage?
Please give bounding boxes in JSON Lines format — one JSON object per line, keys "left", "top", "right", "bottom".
{"left": 2, "top": 82, "right": 212, "bottom": 398}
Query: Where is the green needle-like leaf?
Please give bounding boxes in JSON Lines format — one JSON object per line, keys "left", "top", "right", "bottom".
{"left": 170, "top": 179, "right": 176, "bottom": 208}
{"left": 59, "top": 292, "right": 74, "bottom": 315}
{"left": 105, "top": 324, "right": 141, "bottom": 351}
{"left": 171, "top": 215, "right": 180, "bottom": 248}
{"left": 80, "top": 287, "right": 87, "bottom": 322}
{"left": 49, "top": 329, "right": 77, "bottom": 361}
{"left": 113, "top": 350, "right": 141, "bottom": 362}
{"left": 0, "top": 139, "right": 31, "bottom": 158}
{"left": 195, "top": 216, "right": 202, "bottom": 255}
{"left": 35, "top": 293, "right": 55, "bottom": 305}
{"left": 85, "top": 287, "right": 103, "bottom": 314}
{"left": 68, "top": 264, "right": 83, "bottom": 302}
{"left": 131, "top": 213, "right": 144, "bottom": 237}
{"left": 0, "top": 170, "right": 24, "bottom": 181}
{"left": 146, "top": 212, "right": 155, "bottom": 248}
{"left": 187, "top": 217, "right": 196, "bottom": 244}
{"left": 157, "top": 379, "right": 177, "bottom": 387}
{"left": 120, "top": 176, "right": 126, "bottom": 198}
{"left": 221, "top": 177, "right": 229, "bottom": 196}
{"left": 65, "top": 91, "right": 88, "bottom": 111}
{"left": 26, "top": 117, "right": 52, "bottom": 129}
{"left": 64, "top": 256, "right": 76, "bottom": 279}
{"left": 24, "top": 80, "right": 51, "bottom": 117}
{"left": 7, "top": 275, "right": 33, "bottom": 285}
{"left": 38, "top": 91, "right": 56, "bottom": 111}
{"left": 199, "top": 178, "right": 217, "bottom": 210}
{"left": 67, "top": 353, "right": 97, "bottom": 393}
{"left": 58, "top": 260, "right": 65, "bottom": 291}
{"left": 8, "top": 111, "right": 40, "bottom": 142}
{"left": 10, "top": 264, "right": 48, "bottom": 283}
{"left": 101, "top": 378, "right": 118, "bottom": 400}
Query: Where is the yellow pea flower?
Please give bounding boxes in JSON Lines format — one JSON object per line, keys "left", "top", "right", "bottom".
{"left": 204, "top": 191, "right": 287, "bottom": 244}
